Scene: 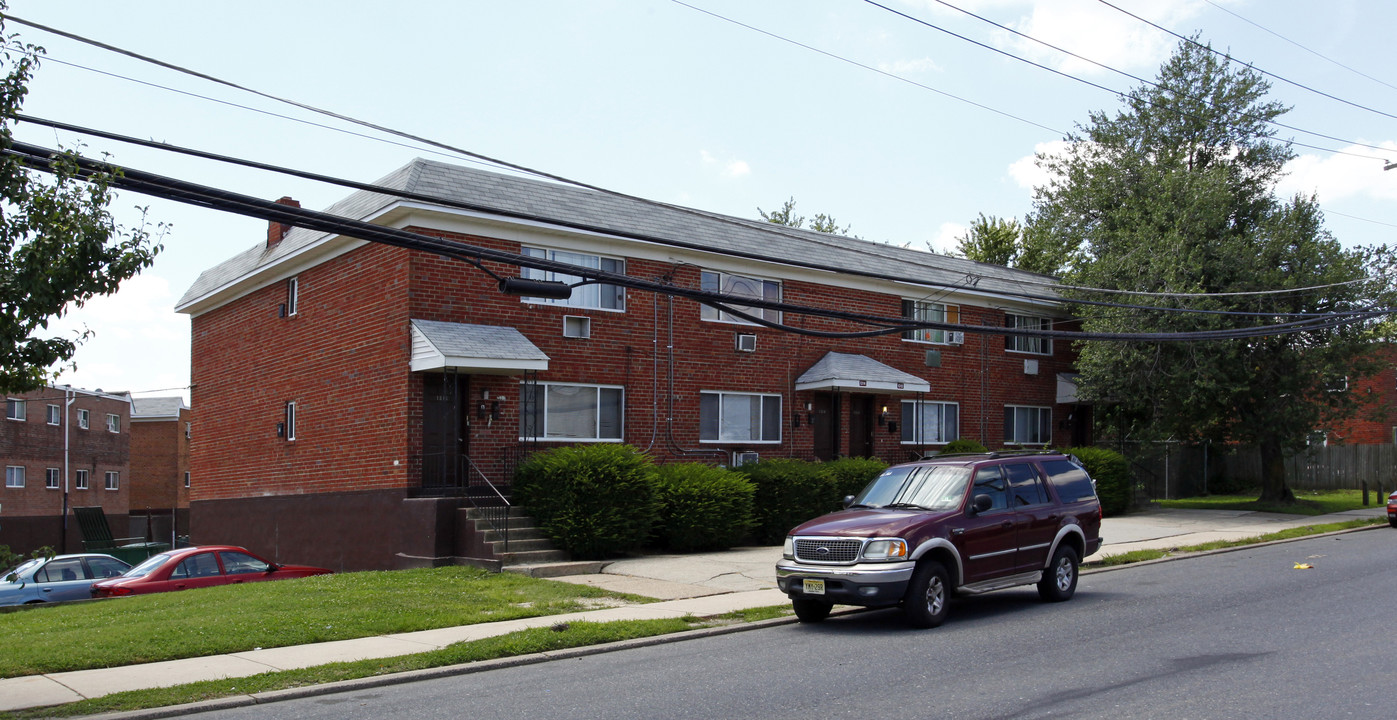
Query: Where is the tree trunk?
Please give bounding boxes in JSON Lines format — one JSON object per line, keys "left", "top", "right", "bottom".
{"left": 1256, "top": 437, "right": 1295, "bottom": 504}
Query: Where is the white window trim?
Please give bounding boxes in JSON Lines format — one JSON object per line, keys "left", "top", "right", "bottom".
{"left": 46, "top": 404, "right": 60, "bottom": 425}
{"left": 184, "top": 471, "right": 191, "bottom": 489}
{"left": 286, "top": 276, "right": 299, "bottom": 317}
{"left": 519, "top": 382, "right": 625, "bottom": 442}
{"left": 901, "top": 300, "right": 960, "bottom": 345}
{"left": 77, "top": 408, "right": 90, "bottom": 429}
{"left": 900, "top": 400, "right": 960, "bottom": 445}
{"left": 520, "top": 247, "right": 627, "bottom": 312}
{"left": 1004, "top": 404, "right": 1053, "bottom": 446}
{"left": 105, "top": 471, "right": 120, "bottom": 491}
{"left": 1005, "top": 314, "right": 1053, "bottom": 356}
{"left": 106, "top": 413, "right": 120, "bottom": 434}
{"left": 45, "top": 467, "right": 60, "bottom": 490}
{"left": 5, "top": 466, "right": 24, "bottom": 488}
{"left": 75, "top": 469, "right": 89, "bottom": 490}
{"left": 5, "top": 398, "right": 25, "bottom": 421}
{"left": 285, "top": 401, "right": 297, "bottom": 441}
{"left": 699, "top": 391, "right": 783, "bottom": 444}
{"left": 700, "top": 270, "right": 782, "bottom": 326}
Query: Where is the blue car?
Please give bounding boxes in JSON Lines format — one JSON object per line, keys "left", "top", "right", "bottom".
{"left": 1, "top": 553, "right": 132, "bottom": 606}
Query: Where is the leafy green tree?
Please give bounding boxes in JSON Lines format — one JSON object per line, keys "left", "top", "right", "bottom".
{"left": 956, "top": 213, "right": 1021, "bottom": 266}
{"left": 1026, "top": 38, "right": 1394, "bottom": 504}
{"left": 759, "top": 197, "right": 855, "bottom": 237}
{"left": 0, "top": 8, "right": 161, "bottom": 392}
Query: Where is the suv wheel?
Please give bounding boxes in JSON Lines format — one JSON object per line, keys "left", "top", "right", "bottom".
{"left": 1037, "top": 545, "right": 1079, "bottom": 602}
{"left": 903, "top": 560, "right": 950, "bottom": 628}
{"left": 792, "top": 597, "right": 833, "bottom": 623}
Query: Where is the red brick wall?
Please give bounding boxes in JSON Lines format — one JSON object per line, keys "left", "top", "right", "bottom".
{"left": 1327, "top": 346, "right": 1396, "bottom": 445}
{"left": 130, "top": 409, "right": 189, "bottom": 512}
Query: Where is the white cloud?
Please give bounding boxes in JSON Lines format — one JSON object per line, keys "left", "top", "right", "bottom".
{"left": 876, "top": 57, "right": 942, "bottom": 75}
{"left": 929, "top": 221, "right": 966, "bottom": 254}
{"left": 1277, "top": 142, "right": 1397, "bottom": 203}
{"left": 1008, "top": 139, "right": 1073, "bottom": 193}
{"left": 700, "top": 150, "right": 751, "bottom": 178}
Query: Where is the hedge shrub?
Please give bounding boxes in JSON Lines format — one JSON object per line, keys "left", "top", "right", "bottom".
{"left": 651, "top": 463, "right": 756, "bottom": 552}
{"left": 513, "top": 444, "right": 658, "bottom": 559}
{"left": 940, "top": 438, "right": 988, "bottom": 454}
{"left": 1062, "top": 446, "right": 1132, "bottom": 516}
{"left": 819, "top": 457, "right": 889, "bottom": 505}
{"left": 738, "top": 458, "right": 838, "bottom": 545}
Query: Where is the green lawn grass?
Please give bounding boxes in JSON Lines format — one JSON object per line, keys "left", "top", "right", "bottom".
{"left": 0, "top": 566, "right": 650, "bottom": 678}
{"left": 1155, "top": 488, "right": 1385, "bottom": 516}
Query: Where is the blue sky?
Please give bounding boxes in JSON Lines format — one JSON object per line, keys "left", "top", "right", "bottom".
{"left": 8, "top": 0, "right": 1395, "bottom": 402}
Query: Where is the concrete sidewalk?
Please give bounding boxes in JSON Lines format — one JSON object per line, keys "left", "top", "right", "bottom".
{"left": 0, "top": 506, "right": 1387, "bottom": 713}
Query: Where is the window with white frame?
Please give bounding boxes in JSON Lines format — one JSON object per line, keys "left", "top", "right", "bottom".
{"left": 700, "top": 271, "right": 781, "bottom": 325}
{"left": 520, "top": 248, "right": 625, "bottom": 310}
{"left": 5, "top": 398, "right": 24, "bottom": 421}
{"left": 700, "top": 392, "right": 781, "bottom": 443}
{"left": 285, "top": 402, "right": 297, "bottom": 441}
{"left": 520, "top": 383, "right": 624, "bottom": 441}
{"left": 105, "top": 471, "right": 119, "bottom": 491}
{"left": 75, "top": 469, "right": 89, "bottom": 490}
{"left": 5, "top": 466, "right": 23, "bottom": 488}
{"left": 901, "top": 301, "right": 960, "bottom": 344}
{"left": 901, "top": 401, "right": 960, "bottom": 444}
{"left": 47, "top": 404, "right": 60, "bottom": 425}
{"left": 46, "top": 468, "right": 60, "bottom": 490}
{"left": 1004, "top": 405, "right": 1052, "bottom": 445}
{"left": 106, "top": 413, "right": 120, "bottom": 433}
{"left": 77, "top": 408, "right": 89, "bottom": 429}
{"left": 185, "top": 471, "right": 191, "bottom": 489}
{"left": 286, "top": 276, "right": 299, "bottom": 316}
{"left": 1005, "top": 314, "right": 1052, "bottom": 355}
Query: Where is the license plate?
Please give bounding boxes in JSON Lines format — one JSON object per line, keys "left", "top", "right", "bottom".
{"left": 803, "top": 579, "right": 826, "bottom": 595}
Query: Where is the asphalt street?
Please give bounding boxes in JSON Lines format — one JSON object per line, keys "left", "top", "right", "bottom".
{"left": 182, "top": 529, "right": 1393, "bottom": 720}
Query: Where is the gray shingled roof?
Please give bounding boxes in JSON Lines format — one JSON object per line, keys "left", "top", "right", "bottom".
{"left": 410, "top": 320, "right": 549, "bottom": 373}
{"left": 131, "top": 396, "right": 187, "bottom": 419}
{"left": 179, "top": 159, "right": 1058, "bottom": 310}
{"left": 796, "top": 352, "right": 931, "bottom": 394}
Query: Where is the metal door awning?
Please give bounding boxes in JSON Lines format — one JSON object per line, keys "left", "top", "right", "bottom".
{"left": 795, "top": 352, "right": 930, "bottom": 394}
{"left": 410, "top": 319, "right": 550, "bottom": 374}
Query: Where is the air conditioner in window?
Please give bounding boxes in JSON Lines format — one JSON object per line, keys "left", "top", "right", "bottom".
{"left": 736, "top": 334, "right": 757, "bottom": 352}
{"left": 562, "top": 315, "right": 591, "bottom": 339}
{"left": 945, "top": 331, "right": 964, "bottom": 345}
{"left": 733, "top": 451, "right": 760, "bottom": 467}
{"left": 1024, "top": 359, "right": 1040, "bottom": 375}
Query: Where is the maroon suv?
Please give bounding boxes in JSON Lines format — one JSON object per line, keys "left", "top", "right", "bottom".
{"left": 776, "top": 451, "right": 1103, "bottom": 628}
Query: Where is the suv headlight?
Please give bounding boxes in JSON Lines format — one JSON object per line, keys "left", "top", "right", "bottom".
{"left": 861, "top": 538, "right": 908, "bottom": 561}
{"left": 782, "top": 536, "right": 794, "bottom": 559}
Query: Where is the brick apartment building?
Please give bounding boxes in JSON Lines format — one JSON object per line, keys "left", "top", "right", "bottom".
{"left": 1323, "top": 344, "right": 1396, "bottom": 445}
{"left": 176, "top": 159, "right": 1089, "bottom": 571}
{"left": 129, "top": 397, "right": 192, "bottom": 547}
{"left": 1, "top": 386, "right": 131, "bottom": 555}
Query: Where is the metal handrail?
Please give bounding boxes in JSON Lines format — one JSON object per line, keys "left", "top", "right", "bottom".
{"left": 464, "top": 457, "right": 511, "bottom": 553}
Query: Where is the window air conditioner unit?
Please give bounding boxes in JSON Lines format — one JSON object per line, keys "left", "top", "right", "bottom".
{"left": 563, "top": 315, "right": 591, "bottom": 339}
{"left": 945, "top": 331, "right": 964, "bottom": 345}
{"left": 1024, "top": 359, "right": 1039, "bottom": 375}
{"left": 736, "top": 334, "right": 757, "bottom": 352}
{"left": 733, "top": 451, "right": 760, "bottom": 467}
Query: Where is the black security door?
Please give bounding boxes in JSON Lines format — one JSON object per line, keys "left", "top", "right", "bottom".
{"left": 422, "top": 372, "right": 468, "bottom": 492}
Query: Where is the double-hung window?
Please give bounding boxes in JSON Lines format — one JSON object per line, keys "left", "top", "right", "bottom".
{"left": 520, "top": 248, "right": 625, "bottom": 311}
{"left": 5, "top": 398, "right": 24, "bottom": 421}
{"left": 105, "top": 472, "right": 120, "bottom": 491}
{"left": 5, "top": 466, "right": 23, "bottom": 488}
{"left": 901, "top": 401, "right": 959, "bottom": 444}
{"left": 75, "top": 469, "right": 89, "bottom": 490}
{"left": 1005, "top": 314, "right": 1052, "bottom": 355}
{"left": 46, "top": 468, "right": 60, "bottom": 490}
{"left": 1004, "top": 405, "right": 1052, "bottom": 445}
{"left": 700, "top": 392, "right": 781, "bottom": 443}
{"left": 77, "top": 409, "right": 89, "bottom": 429}
{"left": 106, "top": 413, "right": 120, "bottom": 433}
{"left": 47, "top": 405, "right": 60, "bottom": 425}
{"left": 521, "top": 383, "right": 624, "bottom": 441}
{"left": 700, "top": 271, "right": 780, "bottom": 325}
{"left": 901, "top": 301, "right": 960, "bottom": 344}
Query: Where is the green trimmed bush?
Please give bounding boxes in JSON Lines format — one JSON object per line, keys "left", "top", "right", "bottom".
{"left": 1063, "top": 446, "right": 1132, "bottom": 516}
{"left": 651, "top": 463, "right": 756, "bottom": 552}
{"left": 819, "top": 457, "right": 889, "bottom": 505}
{"left": 513, "top": 444, "right": 658, "bottom": 559}
{"left": 940, "top": 438, "right": 988, "bottom": 454}
{"left": 738, "top": 458, "right": 838, "bottom": 545}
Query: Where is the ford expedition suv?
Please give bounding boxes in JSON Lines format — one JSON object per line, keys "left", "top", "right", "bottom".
{"left": 776, "top": 451, "right": 1103, "bottom": 628}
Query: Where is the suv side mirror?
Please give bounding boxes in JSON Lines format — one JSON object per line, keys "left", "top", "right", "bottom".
{"left": 970, "top": 494, "right": 993, "bottom": 515}
{"left": 842, "top": 495, "right": 855, "bottom": 509}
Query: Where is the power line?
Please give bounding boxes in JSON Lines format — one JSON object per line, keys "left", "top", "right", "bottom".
{"left": 6, "top": 140, "right": 1382, "bottom": 344}
{"left": 1095, "top": 0, "right": 1397, "bottom": 123}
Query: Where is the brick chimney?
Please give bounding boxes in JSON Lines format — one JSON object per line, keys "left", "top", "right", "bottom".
{"left": 266, "top": 196, "right": 301, "bottom": 247}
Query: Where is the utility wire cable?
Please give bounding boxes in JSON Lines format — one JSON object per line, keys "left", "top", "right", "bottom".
{"left": 1095, "top": 0, "right": 1397, "bottom": 122}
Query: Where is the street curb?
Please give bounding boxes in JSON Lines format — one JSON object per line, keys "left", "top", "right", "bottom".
{"left": 77, "top": 612, "right": 807, "bottom": 720}
{"left": 1080, "top": 518, "right": 1387, "bottom": 575}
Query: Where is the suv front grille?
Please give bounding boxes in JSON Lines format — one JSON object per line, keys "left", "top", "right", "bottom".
{"left": 793, "top": 537, "right": 863, "bottom": 563}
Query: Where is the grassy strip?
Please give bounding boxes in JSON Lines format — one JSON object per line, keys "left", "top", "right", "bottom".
{"left": 1156, "top": 488, "right": 1386, "bottom": 516}
{"left": 0, "top": 566, "right": 649, "bottom": 678}
{"left": 0, "top": 610, "right": 792, "bottom": 719}
{"left": 1089, "top": 517, "right": 1386, "bottom": 567}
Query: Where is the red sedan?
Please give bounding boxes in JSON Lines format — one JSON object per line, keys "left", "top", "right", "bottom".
{"left": 92, "top": 545, "right": 332, "bottom": 597}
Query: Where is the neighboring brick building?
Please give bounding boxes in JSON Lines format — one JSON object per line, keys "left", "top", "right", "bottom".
{"left": 129, "top": 397, "right": 191, "bottom": 547}
{"left": 1, "top": 386, "right": 131, "bottom": 555}
{"left": 1324, "top": 344, "right": 1396, "bottom": 445}
{"left": 176, "top": 159, "right": 1089, "bottom": 571}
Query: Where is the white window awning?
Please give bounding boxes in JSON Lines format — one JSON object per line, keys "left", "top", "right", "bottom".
{"left": 410, "top": 319, "right": 550, "bottom": 374}
{"left": 795, "top": 352, "right": 930, "bottom": 394}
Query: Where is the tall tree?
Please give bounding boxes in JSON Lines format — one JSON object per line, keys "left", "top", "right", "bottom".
{"left": 0, "top": 6, "right": 161, "bottom": 392}
{"left": 1026, "top": 38, "right": 1393, "bottom": 503}
{"left": 956, "top": 213, "right": 1021, "bottom": 266}
{"left": 759, "top": 197, "right": 855, "bottom": 237}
